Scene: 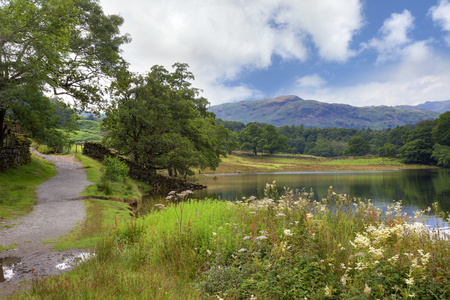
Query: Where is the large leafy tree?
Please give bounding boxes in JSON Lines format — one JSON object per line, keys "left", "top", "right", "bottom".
{"left": 343, "top": 136, "right": 371, "bottom": 156}
{"left": 261, "top": 124, "right": 288, "bottom": 154}
{"left": 398, "top": 120, "right": 436, "bottom": 164}
{"left": 103, "top": 63, "right": 234, "bottom": 175}
{"left": 0, "top": 0, "right": 129, "bottom": 146}
{"left": 237, "top": 123, "right": 263, "bottom": 156}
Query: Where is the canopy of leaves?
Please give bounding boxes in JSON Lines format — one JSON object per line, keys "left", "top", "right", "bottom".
{"left": 103, "top": 63, "right": 234, "bottom": 175}
{"left": 343, "top": 136, "right": 371, "bottom": 156}
{"left": 0, "top": 0, "right": 129, "bottom": 146}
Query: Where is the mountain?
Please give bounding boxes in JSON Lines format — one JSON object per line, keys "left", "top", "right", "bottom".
{"left": 415, "top": 100, "right": 450, "bottom": 113}
{"left": 209, "top": 95, "right": 440, "bottom": 130}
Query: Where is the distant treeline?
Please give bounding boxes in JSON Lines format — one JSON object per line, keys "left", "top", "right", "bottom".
{"left": 217, "top": 112, "right": 450, "bottom": 167}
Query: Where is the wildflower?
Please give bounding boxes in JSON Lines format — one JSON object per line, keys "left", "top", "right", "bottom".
{"left": 206, "top": 250, "right": 212, "bottom": 255}
{"left": 212, "top": 232, "right": 217, "bottom": 236}
{"left": 324, "top": 285, "right": 331, "bottom": 296}
{"left": 364, "top": 284, "right": 371, "bottom": 297}
{"left": 243, "top": 235, "right": 251, "bottom": 240}
{"left": 275, "top": 213, "right": 286, "bottom": 217}
{"left": 388, "top": 254, "right": 399, "bottom": 263}
{"left": 255, "top": 235, "right": 268, "bottom": 241}
{"left": 341, "top": 273, "right": 348, "bottom": 286}
{"left": 238, "top": 248, "right": 247, "bottom": 253}
{"left": 306, "top": 213, "right": 313, "bottom": 219}
{"left": 283, "top": 229, "right": 293, "bottom": 236}
{"left": 405, "top": 277, "right": 414, "bottom": 286}
{"left": 259, "top": 230, "right": 267, "bottom": 235}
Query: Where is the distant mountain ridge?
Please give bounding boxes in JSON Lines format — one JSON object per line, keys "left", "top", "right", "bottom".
{"left": 209, "top": 95, "right": 442, "bottom": 130}
{"left": 395, "top": 100, "right": 450, "bottom": 114}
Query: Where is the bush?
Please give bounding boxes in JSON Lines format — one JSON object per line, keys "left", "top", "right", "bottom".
{"left": 101, "top": 156, "right": 129, "bottom": 182}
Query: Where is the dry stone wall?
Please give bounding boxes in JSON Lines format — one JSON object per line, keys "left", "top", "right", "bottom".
{"left": 83, "top": 142, "right": 205, "bottom": 194}
{"left": 0, "top": 137, "right": 31, "bottom": 172}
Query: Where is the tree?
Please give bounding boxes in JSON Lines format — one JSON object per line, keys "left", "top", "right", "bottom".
{"left": 432, "top": 111, "right": 450, "bottom": 147}
{"left": 103, "top": 64, "right": 232, "bottom": 175}
{"left": 237, "top": 123, "right": 263, "bottom": 155}
{"left": 431, "top": 144, "right": 450, "bottom": 167}
{"left": 398, "top": 120, "right": 436, "bottom": 164}
{"left": 261, "top": 125, "right": 288, "bottom": 154}
{"left": 344, "top": 136, "right": 371, "bottom": 156}
{"left": 344, "top": 136, "right": 370, "bottom": 156}
{"left": 378, "top": 143, "right": 398, "bottom": 157}
{"left": 0, "top": 0, "right": 129, "bottom": 147}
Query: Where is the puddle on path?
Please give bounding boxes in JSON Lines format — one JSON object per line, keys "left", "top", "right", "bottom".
{"left": 0, "top": 257, "right": 23, "bottom": 282}
{"left": 1, "top": 252, "right": 94, "bottom": 282}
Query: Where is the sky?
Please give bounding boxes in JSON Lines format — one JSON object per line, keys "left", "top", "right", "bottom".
{"left": 99, "top": 0, "right": 450, "bottom": 107}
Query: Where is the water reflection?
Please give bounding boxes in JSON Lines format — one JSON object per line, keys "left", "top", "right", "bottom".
{"left": 0, "top": 257, "right": 22, "bottom": 282}
{"left": 195, "top": 168, "right": 450, "bottom": 224}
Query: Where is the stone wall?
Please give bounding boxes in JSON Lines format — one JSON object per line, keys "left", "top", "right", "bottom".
{"left": 83, "top": 142, "right": 205, "bottom": 194}
{"left": 0, "top": 137, "right": 31, "bottom": 172}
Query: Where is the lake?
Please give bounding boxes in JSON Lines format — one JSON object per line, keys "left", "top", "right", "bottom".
{"left": 195, "top": 168, "right": 450, "bottom": 227}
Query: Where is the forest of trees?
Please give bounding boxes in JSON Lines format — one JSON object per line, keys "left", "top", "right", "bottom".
{"left": 218, "top": 113, "right": 450, "bottom": 167}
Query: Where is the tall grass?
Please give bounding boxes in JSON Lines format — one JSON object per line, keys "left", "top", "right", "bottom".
{"left": 19, "top": 183, "right": 450, "bottom": 299}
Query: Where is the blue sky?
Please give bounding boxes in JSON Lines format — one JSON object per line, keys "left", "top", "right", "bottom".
{"left": 100, "top": 0, "right": 450, "bottom": 107}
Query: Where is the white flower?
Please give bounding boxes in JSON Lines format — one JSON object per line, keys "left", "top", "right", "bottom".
{"left": 405, "top": 277, "right": 414, "bottom": 286}
{"left": 324, "top": 285, "right": 331, "bottom": 296}
{"left": 243, "top": 236, "right": 251, "bottom": 240}
{"left": 283, "top": 229, "right": 293, "bottom": 236}
{"left": 255, "top": 235, "right": 268, "bottom": 241}
{"left": 206, "top": 250, "right": 212, "bottom": 255}
{"left": 238, "top": 248, "right": 247, "bottom": 253}
{"left": 364, "top": 284, "right": 371, "bottom": 297}
{"left": 275, "top": 213, "right": 286, "bottom": 217}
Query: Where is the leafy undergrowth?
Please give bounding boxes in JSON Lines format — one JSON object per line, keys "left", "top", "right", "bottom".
{"left": 0, "top": 153, "right": 56, "bottom": 221}
{"left": 17, "top": 183, "right": 450, "bottom": 299}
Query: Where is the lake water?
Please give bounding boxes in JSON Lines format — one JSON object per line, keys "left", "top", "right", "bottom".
{"left": 195, "top": 168, "right": 450, "bottom": 227}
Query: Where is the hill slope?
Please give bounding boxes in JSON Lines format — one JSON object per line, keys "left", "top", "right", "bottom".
{"left": 209, "top": 95, "right": 440, "bottom": 130}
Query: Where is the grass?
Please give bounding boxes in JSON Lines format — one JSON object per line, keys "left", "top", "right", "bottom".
{"left": 198, "top": 152, "right": 426, "bottom": 175}
{"left": 0, "top": 153, "right": 57, "bottom": 221}
{"left": 14, "top": 183, "right": 450, "bottom": 299}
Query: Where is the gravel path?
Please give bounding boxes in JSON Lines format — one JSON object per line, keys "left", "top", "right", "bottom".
{"left": 0, "top": 150, "right": 92, "bottom": 296}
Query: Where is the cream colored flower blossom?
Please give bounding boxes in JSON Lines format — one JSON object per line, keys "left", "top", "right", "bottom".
{"left": 283, "top": 229, "right": 293, "bottom": 236}
{"left": 324, "top": 285, "right": 331, "bottom": 296}
{"left": 364, "top": 284, "right": 371, "bottom": 297}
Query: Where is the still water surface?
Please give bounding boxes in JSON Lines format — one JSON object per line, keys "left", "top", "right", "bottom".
{"left": 195, "top": 168, "right": 450, "bottom": 226}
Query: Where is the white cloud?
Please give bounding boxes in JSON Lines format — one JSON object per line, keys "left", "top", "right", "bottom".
{"left": 366, "top": 10, "right": 415, "bottom": 63}
{"left": 100, "top": 0, "right": 363, "bottom": 104}
{"left": 430, "top": 0, "right": 450, "bottom": 45}
{"left": 296, "top": 74, "right": 326, "bottom": 88}
{"left": 290, "top": 42, "right": 450, "bottom": 107}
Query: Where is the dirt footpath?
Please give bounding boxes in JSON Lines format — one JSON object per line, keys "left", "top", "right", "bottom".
{"left": 0, "top": 150, "right": 92, "bottom": 297}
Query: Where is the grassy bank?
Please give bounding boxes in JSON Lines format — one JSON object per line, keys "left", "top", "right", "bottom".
{"left": 199, "top": 153, "right": 429, "bottom": 174}
{"left": 15, "top": 183, "right": 450, "bottom": 299}
{"left": 0, "top": 154, "right": 57, "bottom": 222}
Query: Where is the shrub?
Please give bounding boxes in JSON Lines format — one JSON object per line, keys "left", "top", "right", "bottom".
{"left": 101, "top": 156, "right": 129, "bottom": 182}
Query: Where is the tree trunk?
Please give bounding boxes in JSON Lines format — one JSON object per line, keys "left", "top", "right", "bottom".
{"left": 253, "top": 147, "right": 257, "bottom": 156}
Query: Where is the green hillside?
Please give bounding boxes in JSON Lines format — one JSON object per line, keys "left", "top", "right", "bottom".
{"left": 209, "top": 95, "right": 440, "bottom": 129}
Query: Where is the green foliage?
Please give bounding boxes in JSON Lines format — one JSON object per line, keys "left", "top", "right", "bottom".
{"left": 101, "top": 156, "right": 129, "bottom": 182}
{"left": 0, "top": 0, "right": 129, "bottom": 147}
{"left": 103, "top": 63, "right": 233, "bottom": 175}
{"left": 237, "top": 123, "right": 264, "bottom": 155}
{"left": 398, "top": 120, "right": 436, "bottom": 164}
{"left": 432, "top": 144, "right": 450, "bottom": 167}
{"left": 378, "top": 143, "right": 398, "bottom": 157}
{"left": 432, "top": 111, "right": 450, "bottom": 147}
{"left": 261, "top": 124, "right": 288, "bottom": 154}
{"left": 344, "top": 136, "right": 371, "bottom": 156}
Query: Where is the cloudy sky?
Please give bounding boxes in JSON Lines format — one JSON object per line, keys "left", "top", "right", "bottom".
{"left": 100, "top": 0, "right": 450, "bottom": 107}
